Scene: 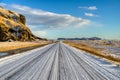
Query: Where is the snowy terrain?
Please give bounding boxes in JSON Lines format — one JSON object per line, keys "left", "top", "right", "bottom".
{"left": 71, "top": 40, "right": 120, "bottom": 58}
{"left": 0, "top": 42, "right": 120, "bottom": 80}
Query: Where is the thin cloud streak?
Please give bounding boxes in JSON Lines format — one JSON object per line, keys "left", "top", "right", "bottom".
{"left": 79, "top": 6, "right": 97, "bottom": 10}
{"left": 85, "top": 13, "right": 98, "bottom": 17}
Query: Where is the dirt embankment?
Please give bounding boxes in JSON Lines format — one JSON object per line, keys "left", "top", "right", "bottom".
{"left": 0, "top": 41, "right": 53, "bottom": 58}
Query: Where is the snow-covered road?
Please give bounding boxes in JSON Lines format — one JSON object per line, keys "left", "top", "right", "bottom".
{"left": 0, "top": 42, "right": 120, "bottom": 80}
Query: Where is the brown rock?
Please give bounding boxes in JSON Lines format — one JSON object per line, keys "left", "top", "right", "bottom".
{"left": 0, "top": 7, "right": 41, "bottom": 41}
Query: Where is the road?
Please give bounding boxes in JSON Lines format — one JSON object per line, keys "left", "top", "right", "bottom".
{"left": 0, "top": 42, "right": 120, "bottom": 80}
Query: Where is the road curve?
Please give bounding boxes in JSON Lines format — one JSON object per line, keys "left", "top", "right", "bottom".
{"left": 0, "top": 42, "right": 120, "bottom": 80}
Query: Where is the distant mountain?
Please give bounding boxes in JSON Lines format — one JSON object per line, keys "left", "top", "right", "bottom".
{"left": 0, "top": 7, "right": 42, "bottom": 41}
{"left": 57, "top": 37, "right": 102, "bottom": 40}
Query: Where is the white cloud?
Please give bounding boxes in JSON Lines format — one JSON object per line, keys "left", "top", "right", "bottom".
{"left": 85, "top": 13, "right": 98, "bottom": 17}
{"left": 33, "top": 31, "right": 47, "bottom": 37}
{"left": 87, "top": 6, "right": 97, "bottom": 10}
{"left": 79, "top": 6, "right": 97, "bottom": 10}
{"left": 0, "top": 3, "right": 91, "bottom": 29}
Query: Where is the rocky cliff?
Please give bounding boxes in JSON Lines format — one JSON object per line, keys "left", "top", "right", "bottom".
{"left": 0, "top": 7, "right": 40, "bottom": 41}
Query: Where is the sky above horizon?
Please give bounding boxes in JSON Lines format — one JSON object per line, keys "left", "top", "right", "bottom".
{"left": 0, "top": 0, "right": 120, "bottom": 39}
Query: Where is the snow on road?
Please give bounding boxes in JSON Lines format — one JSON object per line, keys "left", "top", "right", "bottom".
{"left": 0, "top": 42, "right": 120, "bottom": 80}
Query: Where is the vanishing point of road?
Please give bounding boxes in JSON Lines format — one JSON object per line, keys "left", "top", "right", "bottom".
{"left": 0, "top": 42, "right": 120, "bottom": 80}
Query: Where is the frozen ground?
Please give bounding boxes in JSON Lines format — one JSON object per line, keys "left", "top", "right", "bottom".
{"left": 70, "top": 40, "right": 120, "bottom": 58}
{"left": 0, "top": 42, "right": 120, "bottom": 80}
{"left": 0, "top": 53, "right": 8, "bottom": 57}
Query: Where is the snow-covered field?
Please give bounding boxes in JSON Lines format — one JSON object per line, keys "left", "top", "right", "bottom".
{"left": 70, "top": 40, "right": 120, "bottom": 56}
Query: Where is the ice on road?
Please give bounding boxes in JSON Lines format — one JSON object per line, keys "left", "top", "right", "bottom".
{"left": 0, "top": 42, "right": 120, "bottom": 80}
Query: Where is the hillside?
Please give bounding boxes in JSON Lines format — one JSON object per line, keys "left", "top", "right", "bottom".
{"left": 58, "top": 37, "right": 102, "bottom": 40}
{"left": 0, "top": 6, "right": 41, "bottom": 41}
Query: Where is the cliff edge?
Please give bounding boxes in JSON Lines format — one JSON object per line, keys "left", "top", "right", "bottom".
{"left": 0, "top": 7, "right": 41, "bottom": 41}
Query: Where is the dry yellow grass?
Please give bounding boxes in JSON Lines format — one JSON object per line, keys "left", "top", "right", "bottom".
{"left": 0, "top": 8, "right": 27, "bottom": 29}
{"left": 0, "top": 16, "right": 25, "bottom": 28}
{"left": 63, "top": 41, "right": 120, "bottom": 65}
{"left": 0, "top": 8, "right": 10, "bottom": 16}
{"left": 0, "top": 7, "right": 40, "bottom": 41}
{"left": 0, "top": 41, "right": 50, "bottom": 52}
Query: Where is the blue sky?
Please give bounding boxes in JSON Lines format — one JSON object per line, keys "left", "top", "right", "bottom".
{"left": 0, "top": 0, "right": 120, "bottom": 39}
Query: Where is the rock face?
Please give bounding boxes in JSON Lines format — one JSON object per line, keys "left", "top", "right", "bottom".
{"left": 0, "top": 7, "right": 39, "bottom": 41}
